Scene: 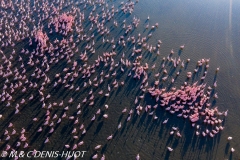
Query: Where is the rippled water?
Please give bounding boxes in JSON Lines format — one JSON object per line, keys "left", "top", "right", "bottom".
{"left": 0, "top": 0, "right": 240, "bottom": 160}
{"left": 131, "top": 0, "right": 240, "bottom": 159}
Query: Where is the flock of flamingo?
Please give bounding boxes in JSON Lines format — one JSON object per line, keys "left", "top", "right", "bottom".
{"left": 0, "top": 0, "right": 235, "bottom": 159}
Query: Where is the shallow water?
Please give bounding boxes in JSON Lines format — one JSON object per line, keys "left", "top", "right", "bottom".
{"left": 0, "top": 0, "right": 240, "bottom": 160}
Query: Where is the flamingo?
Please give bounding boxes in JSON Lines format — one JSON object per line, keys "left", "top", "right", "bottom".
{"left": 167, "top": 147, "right": 173, "bottom": 151}
{"left": 162, "top": 118, "right": 169, "bottom": 124}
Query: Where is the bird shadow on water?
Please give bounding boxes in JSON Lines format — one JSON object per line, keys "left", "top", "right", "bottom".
{"left": 184, "top": 62, "right": 189, "bottom": 70}
{"left": 225, "top": 143, "right": 230, "bottom": 155}
{"left": 178, "top": 49, "right": 182, "bottom": 56}
{"left": 93, "top": 121, "right": 104, "bottom": 136}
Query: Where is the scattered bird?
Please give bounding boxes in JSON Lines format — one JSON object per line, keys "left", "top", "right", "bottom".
{"left": 163, "top": 118, "right": 169, "bottom": 124}
{"left": 0, "top": 0, "right": 227, "bottom": 159}
{"left": 227, "top": 137, "right": 232, "bottom": 140}
{"left": 167, "top": 147, "right": 173, "bottom": 152}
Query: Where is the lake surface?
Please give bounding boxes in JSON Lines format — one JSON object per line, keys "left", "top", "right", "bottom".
{"left": 0, "top": 0, "right": 239, "bottom": 159}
